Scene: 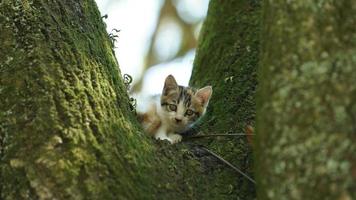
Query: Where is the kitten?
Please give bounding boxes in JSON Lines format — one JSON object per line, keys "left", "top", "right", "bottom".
{"left": 138, "top": 75, "right": 212, "bottom": 144}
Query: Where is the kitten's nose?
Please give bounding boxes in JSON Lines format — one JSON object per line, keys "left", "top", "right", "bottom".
{"left": 175, "top": 118, "right": 182, "bottom": 123}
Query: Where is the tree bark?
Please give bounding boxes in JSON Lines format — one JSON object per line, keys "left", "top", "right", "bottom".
{"left": 0, "top": 0, "right": 262, "bottom": 199}
{"left": 190, "top": 0, "right": 261, "bottom": 199}
{"left": 0, "top": 1, "right": 155, "bottom": 199}
{"left": 256, "top": 1, "right": 356, "bottom": 199}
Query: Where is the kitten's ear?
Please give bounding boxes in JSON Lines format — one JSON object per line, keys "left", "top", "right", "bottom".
{"left": 163, "top": 75, "right": 178, "bottom": 95}
{"left": 195, "top": 86, "right": 213, "bottom": 106}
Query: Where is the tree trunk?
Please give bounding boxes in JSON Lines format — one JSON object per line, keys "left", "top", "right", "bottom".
{"left": 0, "top": 0, "right": 262, "bottom": 199}
{"left": 190, "top": 0, "right": 261, "bottom": 199}
{"left": 0, "top": 1, "right": 155, "bottom": 199}
{"left": 256, "top": 1, "right": 356, "bottom": 199}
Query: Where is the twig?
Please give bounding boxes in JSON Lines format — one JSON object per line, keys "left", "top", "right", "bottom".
{"left": 201, "top": 147, "right": 256, "bottom": 184}
{"left": 185, "top": 133, "right": 254, "bottom": 139}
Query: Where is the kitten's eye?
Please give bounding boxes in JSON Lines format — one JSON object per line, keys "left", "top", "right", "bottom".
{"left": 185, "top": 109, "right": 194, "bottom": 116}
{"left": 168, "top": 104, "right": 177, "bottom": 112}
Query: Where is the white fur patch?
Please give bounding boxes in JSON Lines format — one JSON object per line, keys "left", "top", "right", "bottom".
{"left": 155, "top": 125, "right": 172, "bottom": 143}
{"left": 168, "top": 133, "right": 182, "bottom": 144}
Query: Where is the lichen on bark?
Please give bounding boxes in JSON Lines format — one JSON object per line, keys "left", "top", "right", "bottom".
{"left": 256, "top": 1, "right": 356, "bottom": 199}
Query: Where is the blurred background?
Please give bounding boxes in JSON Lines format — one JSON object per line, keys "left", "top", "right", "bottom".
{"left": 95, "top": 0, "right": 209, "bottom": 107}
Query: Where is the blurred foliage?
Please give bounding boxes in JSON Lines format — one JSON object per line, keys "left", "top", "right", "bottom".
{"left": 145, "top": 0, "right": 198, "bottom": 68}
{"left": 132, "top": 0, "right": 207, "bottom": 92}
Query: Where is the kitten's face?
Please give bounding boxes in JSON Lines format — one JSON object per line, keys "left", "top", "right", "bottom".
{"left": 160, "top": 75, "right": 212, "bottom": 132}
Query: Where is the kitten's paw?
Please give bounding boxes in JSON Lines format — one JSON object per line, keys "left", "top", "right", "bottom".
{"left": 154, "top": 130, "right": 172, "bottom": 143}
{"left": 169, "top": 134, "right": 182, "bottom": 144}
{"left": 155, "top": 135, "right": 172, "bottom": 143}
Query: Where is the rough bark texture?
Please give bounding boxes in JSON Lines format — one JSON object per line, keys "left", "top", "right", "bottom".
{"left": 256, "top": 1, "right": 356, "bottom": 199}
{"left": 0, "top": 1, "right": 156, "bottom": 199}
{"left": 189, "top": 0, "right": 261, "bottom": 199}
{"left": 0, "top": 0, "right": 262, "bottom": 199}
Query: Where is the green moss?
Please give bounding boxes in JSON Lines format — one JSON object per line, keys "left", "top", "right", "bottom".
{"left": 189, "top": 0, "right": 261, "bottom": 199}
{"left": 1, "top": 0, "right": 263, "bottom": 199}
{"left": 256, "top": 0, "right": 356, "bottom": 199}
{"left": 0, "top": 0, "right": 239, "bottom": 199}
{"left": 0, "top": 0, "right": 155, "bottom": 199}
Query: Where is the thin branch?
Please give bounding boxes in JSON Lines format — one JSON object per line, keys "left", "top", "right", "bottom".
{"left": 201, "top": 147, "right": 256, "bottom": 184}
{"left": 185, "top": 133, "right": 254, "bottom": 139}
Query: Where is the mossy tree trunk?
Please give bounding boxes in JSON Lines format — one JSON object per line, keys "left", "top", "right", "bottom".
{"left": 0, "top": 0, "right": 263, "bottom": 199}
{"left": 0, "top": 1, "right": 156, "bottom": 199}
{"left": 256, "top": 1, "right": 356, "bottom": 199}
{"left": 189, "top": 0, "right": 261, "bottom": 199}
